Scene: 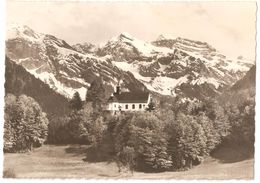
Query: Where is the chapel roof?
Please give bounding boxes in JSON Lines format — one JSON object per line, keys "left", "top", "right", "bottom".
{"left": 108, "top": 92, "right": 149, "bottom": 103}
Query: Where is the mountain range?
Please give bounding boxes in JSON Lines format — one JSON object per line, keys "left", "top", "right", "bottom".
{"left": 5, "top": 24, "right": 255, "bottom": 103}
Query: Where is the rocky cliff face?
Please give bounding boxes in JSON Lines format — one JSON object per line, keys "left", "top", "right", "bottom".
{"left": 72, "top": 42, "right": 96, "bottom": 54}
{"left": 6, "top": 24, "right": 253, "bottom": 100}
{"left": 6, "top": 25, "right": 147, "bottom": 100}
{"left": 97, "top": 33, "right": 252, "bottom": 98}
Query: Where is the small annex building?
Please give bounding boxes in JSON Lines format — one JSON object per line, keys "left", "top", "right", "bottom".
{"left": 106, "top": 85, "right": 151, "bottom": 114}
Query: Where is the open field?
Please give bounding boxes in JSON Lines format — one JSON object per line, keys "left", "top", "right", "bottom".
{"left": 3, "top": 144, "right": 254, "bottom": 179}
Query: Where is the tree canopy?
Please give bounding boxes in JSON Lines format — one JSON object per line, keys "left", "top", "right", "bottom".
{"left": 4, "top": 94, "right": 49, "bottom": 152}
{"left": 85, "top": 78, "right": 106, "bottom": 113}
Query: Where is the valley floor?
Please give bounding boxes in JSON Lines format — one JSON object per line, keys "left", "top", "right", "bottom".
{"left": 3, "top": 144, "right": 254, "bottom": 179}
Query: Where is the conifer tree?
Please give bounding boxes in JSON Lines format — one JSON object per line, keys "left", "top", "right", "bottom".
{"left": 69, "top": 92, "right": 83, "bottom": 111}
{"left": 85, "top": 78, "right": 106, "bottom": 113}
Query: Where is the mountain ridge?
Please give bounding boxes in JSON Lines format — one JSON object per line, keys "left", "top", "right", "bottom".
{"left": 6, "top": 24, "right": 254, "bottom": 100}
{"left": 218, "top": 65, "right": 256, "bottom": 105}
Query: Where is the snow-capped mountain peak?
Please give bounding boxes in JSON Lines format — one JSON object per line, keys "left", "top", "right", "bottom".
{"left": 101, "top": 32, "right": 173, "bottom": 59}
{"left": 6, "top": 25, "right": 148, "bottom": 100}
{"left": 7, "top": 23, "right": 44, "bottom": 43}
{"left": 119, "top": 32, "right": 134, "bottom": 41}
{"left": 6, "top": 24, "right": 254, "bottom": 101}
{"left": 108, "top": 32, "right": 134, "bottom": 43}
{"left": 156, "top": 34, "right": 166, "bottom": 41}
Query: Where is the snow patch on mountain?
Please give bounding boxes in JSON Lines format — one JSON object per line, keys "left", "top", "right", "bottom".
{"left": 224, "top": 59, "right": 251, "bottom": 72}
{"left": 72, "top": 42, "right": 96, "bottom": 54}
{"left": 146, "top": 76, "right": 188, "bottom": 95}
{"left": 28, "top": 69, "right": 87, "bottom": 100}
{"left": 56, "top": 46, "right": 80, "bottom": 56}
{"left": 156, "top": 34, "right": 176, "bottom": 41}
{"left": 156, "top": 34, "right": 167, "bottom": 41}
{"left": 181, "top": 48, "right": 250, "bottom": 73}
{"left": 112, "top": 61, "right": 188, "bottom": 95}
{"left": 107, "top": 32, "right": 173, "bottom": 57}
{"left": 6, "top": 24, "right": 254, "bottom": 100}
{"left": 7, "top": 23, "right": 44, "bottom": 43}
{"left": 191, "top": 77, "right": 222, "bottom": 89}
{"left": 112, "top": 61, "right": 151, "bottom": 82}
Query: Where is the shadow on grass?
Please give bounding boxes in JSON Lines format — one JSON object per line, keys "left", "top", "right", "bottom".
{"left": 97, "top": 173, "right": 119, "bottom": 178}
{"left": 211, "top": 142, "right": 254, "bottom": 163}
{"left": 82, "top": 146, "right": 114, "bottom": 163}
{"left": 64, "top": 144, "right": 90, "bottom": 157}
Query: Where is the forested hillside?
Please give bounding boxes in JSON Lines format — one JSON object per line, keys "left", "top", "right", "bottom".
{"left": 218, "top": 65, "right": 255, "bottom": 105}
{"left": 5, "top": 56, "right": 70, "bottom": 117}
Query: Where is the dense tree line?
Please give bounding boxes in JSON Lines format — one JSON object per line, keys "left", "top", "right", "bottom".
{"left": 4, "top": 94, "right": 49, "bottom": 152}
{"left": 46, "top": 78, "right": 255, "bottom": 172}
{"left": 48, "top": 82, "right": 106, "bottom": 145}
{"left": 110, "top": 113, "right": 172, "bottom": 172}
{"left": 224, "top": 98, "right": 255, "bottom": 151}
{"left": 108, "top": 95, "right": 254, "bottom": 172}
{"left": 48, "top": 102, "right": 105, "bottom": 145}
{"left": 105, "top": 97, "right": 232, "bottom": 171}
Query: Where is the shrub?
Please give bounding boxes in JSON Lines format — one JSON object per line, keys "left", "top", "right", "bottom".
{"left": 116, "top": 146, "right": 136, "bottom": 173}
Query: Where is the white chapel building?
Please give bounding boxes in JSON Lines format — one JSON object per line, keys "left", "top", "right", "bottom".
{"left": 106, "top": 85, "right": 152, "bottom": 114}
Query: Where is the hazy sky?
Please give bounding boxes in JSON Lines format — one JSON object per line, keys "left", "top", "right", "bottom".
{"left": 7, "top": 1, "right": 256, "bottom": 60}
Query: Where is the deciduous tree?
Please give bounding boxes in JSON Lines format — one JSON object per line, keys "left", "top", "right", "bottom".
{"left": 4, "top": 94, "right": 49, "bottom": 152}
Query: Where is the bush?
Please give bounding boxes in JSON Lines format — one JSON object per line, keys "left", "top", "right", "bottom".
{"left": 116, "top": 146, "right": 136, "bottom": 173}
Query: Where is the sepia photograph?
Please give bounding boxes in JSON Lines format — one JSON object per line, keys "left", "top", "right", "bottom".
{"left": 2, "top": 0, "right": 257, "bottom": 180}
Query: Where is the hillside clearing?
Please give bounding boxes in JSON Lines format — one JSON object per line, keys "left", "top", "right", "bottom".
{"left": 3, "top": 144, "right": 253, "bottom": 179}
